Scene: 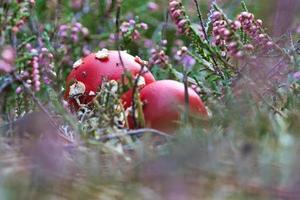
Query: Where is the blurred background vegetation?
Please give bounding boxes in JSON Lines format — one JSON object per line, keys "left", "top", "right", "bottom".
{"left": 1, "top": 0, "right": 300, "bottom": 199}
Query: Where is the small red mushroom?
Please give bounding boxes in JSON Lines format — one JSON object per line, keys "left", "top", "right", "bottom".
{"left": 127, "top": 80, "right": 208, "bottom": 133}
{"left": 64, "top": 49, "right": 155, "bottom": 110}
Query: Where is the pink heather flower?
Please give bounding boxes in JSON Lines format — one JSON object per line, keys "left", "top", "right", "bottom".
{"left": 231, "top": 20, "right": 241, "bottom": 30}
{"left": 169, "top": 0, "right": 191, "bottom": 34}
{"left": 161, "top": 40, "right": 168, "bottom": 46}
{"left": 83, "top": 45, "right": 91, "bottom": 56}
{"left": 71, "top": 33, "right": 79, "bottom": 42}
{"left": 120, "top": 19, "right": 148, "bottom": 41}
{"left": 244, "top": 44, "right": 254, "bottom": 51}
{"left": 120, "top": 22, "right": 130, "bottom": 33}
{"left": 182, "top": 55, "right": 196, "bottom": 70}
{"left": 169, "top": 0, "right": 180, "bottom": 9}
{"left": 81, "top": 27, "right": 89, "bottom": 37}
{"left": 74, "top": 22, "right": 82, "bottom": 29}
{"left": 1, "top": 46, "right": 15, "bottom": 63}
{"left": 129, "top": 19, "right": 136, "bottom": 26}
{"left": 30, "top": 48, "right": 38, "bottom": 55}
{"left": 12, "top": 26, "right": 19, "bottom": 33}
{"left": 144, "top": 39, "right": 154, "bottom": 48}
{"left": 266, "top": 41, "right": 274, "bottom": 47}
{"left": 175, "top": 46, "right": 195, "bottom": 70}
{"left": 59, "top": 24, "right": 68, "bottom": 32}
{"left": 211, "top": 11, "right": 222, "bottom": 22}
{"left": 140, "top": 23, "right": 148, "bottom": 30}
{"left": 147, "top": 2, "right": 159, "bottom": 11}
{"left": 0, "top": 60, "right": 13, "bottom": 73}
{"left": 171, "top": 10, "right": 183, "bottom": 18}
{"left": 132, "top": 30, "right": 141, "bottom": 40}
{"left": 71, "top": 0, "right": 83, "bottom": 9}
{"left": 58, "top": 22, "right": 89, "bottom": 43}
{"left": 71, "top": 26, "right": 80, "bottom": 34}
{"left": 16, "top": 86, "right": 23, "bottom": 94}
{"left": 293, "top": 71, "right": 300, "bottom": 80}
{"left": 30, "top": 52, "right": 41, "bottom": 92}
{"left": 149, "top": 48, "right": 169, "bottom": 67}
{"left": 237, "top": 11, "right": 273, "bottom": 49}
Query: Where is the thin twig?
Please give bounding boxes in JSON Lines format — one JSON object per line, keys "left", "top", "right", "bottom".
{"left": 183, "top": 71, "right": 190, "bottom": 124}
{"left": 162, "top": 9, "right": 169, "bottom": 41}
{"left": 98, "top": 128, "right": 174, "bottom": 141}
{"left": 193, "top": 0, "right": 209, "bottom": 43}
{"left": 114, "top": 2, "right": 127, "bottom": 71}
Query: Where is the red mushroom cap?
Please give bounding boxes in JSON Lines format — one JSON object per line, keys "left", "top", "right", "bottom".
{"left": 134, "top": 80, "right": 208, "bottom": 132}
{"left": 64, "top": 49, "right": 155, "bottom": 109}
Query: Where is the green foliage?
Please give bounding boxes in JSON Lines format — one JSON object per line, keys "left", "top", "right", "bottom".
{"left": 0, "top": 0, "right": 300, "bottom": 199}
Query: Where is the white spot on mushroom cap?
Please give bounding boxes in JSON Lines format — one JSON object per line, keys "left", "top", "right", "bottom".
{"left": 95, "top": 48, "right": 109, "bottom": 60}
{"left": 88, "top": 91, "right": 96, "bottom": 96}
{"left": 69, "top": 81, "right": 86, "bottom": 97}
{"left": 73, "top": 59, "right": 83, "bottom": 69}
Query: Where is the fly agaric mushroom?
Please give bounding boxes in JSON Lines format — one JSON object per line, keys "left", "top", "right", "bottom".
{"left": 64, "top": 49, "right": 155, "bottom": 110}
{"left": 127, "top": 80, "right": 208, "bottom": 133}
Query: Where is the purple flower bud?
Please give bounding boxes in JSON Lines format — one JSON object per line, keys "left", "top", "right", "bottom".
{"left": 233, "top": 51, "right": 244, "bottom": 58}
{"left": 71, "top": 26, "right": 80, "bottom": 33}
{"left": 244, "top": 44, "right": 254, "bottom": 51}
{"left": 211, "top": 11, "right": 222, "bottom": 22}
{"left": 293, "top": 71, "right": 300, "bottom": 80}
{"left": 256, "top": 19, "right": 263, "bottom": 26}
{"left": 16, "top": 86, "right": 23, "bottom": 94}
{"left": 41, "top": 47, "right": 49, "bottom": 53}
{"left": 161, "top": 40, "right": 168, "bottom": 45}
{"left": 120, "top": 22, "right": 130, "bottom": 33}
{"left": 59, "top": 31, "right": 68, "bottom": 38}
{"left": 182, "top": 55, "right": 196, "bottom": 70}
{"left": 169, "top": 0, "right": 180, "bottom": 9}
{"left": 228, "top": 42, "right": 237, "bottom": 48}
{"left": 147, "top": 2, "right": 159, "bottom": 11}
{"left": 59, "top": 25, "right": 68, "bottom": 32}
{"left": 140, "top": 23, "right": 148, "bottom": 30}
{"left": 266, "top": 41, "right": 273, "bottom": 47}
{"left": 144, "top": 39, "right": 154, "bottom": 48}
{"left": 177, "top": 19, "right": 188, "bottom": 27}
{"left": 232, "top": 21, "right": 241, "bottom": 30}
{"left": 171, "top": 10, "right": 182, "bottom": 18}
{"left": 33, "top": 69, "right": 39, "bottom": 74}
{"left": 129, "top": 19, "right": 136, "bottom": 26}
{"left": 71, "top": 33, "right": 79, "bottom": 42}
{"left": 74, "top": 22, "right": 82, "bottom": 29}
{"left": 48, "top": 53, "right": 54, "bottom": 59}
{"left": 181, "top": 46, "right": 188, "bottom": 52}
{"left": 31, "top": 49, "right": 38, "bottom": 55}
{"left": 0, "top": 59, "right": 13, "bottom": 73}
{"left": 1, "top": 46, "right": 15, "bottom": 63}
{"left": 81, "top": 27, "right": 89, "bottom": 36}
{"left": 132, "top": 30, "right": 141, "bottom": 40}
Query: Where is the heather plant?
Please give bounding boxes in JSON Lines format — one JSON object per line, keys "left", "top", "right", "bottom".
{"left": 0, "top": 0, "right": 300, "bottom": 199}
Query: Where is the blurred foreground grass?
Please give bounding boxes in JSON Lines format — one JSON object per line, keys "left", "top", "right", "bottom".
{"left": 1, "top": 0, "right": 300, "bottom": 199}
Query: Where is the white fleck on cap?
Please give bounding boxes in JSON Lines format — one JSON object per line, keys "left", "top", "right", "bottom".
{"left": 95, "top": 48, "right": 109, "bottom": 60}
{"left": 69, "top": 81, "right": 86, "bottom": 96}
{"left": 73, "top": 58, "right": 83, "bottom": 69}
{"left": 88, "top": 91, "right": 96, "bottom": 96}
